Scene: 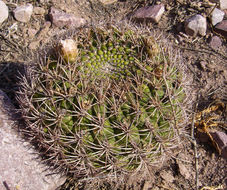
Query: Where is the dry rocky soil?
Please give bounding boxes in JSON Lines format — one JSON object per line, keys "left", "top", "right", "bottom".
{"left": 0, "top": 0, "right": 227, "bottom": 190}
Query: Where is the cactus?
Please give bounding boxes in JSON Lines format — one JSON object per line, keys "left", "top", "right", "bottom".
{"left": 18, "top": 26, "right": 185, "bottom": 188}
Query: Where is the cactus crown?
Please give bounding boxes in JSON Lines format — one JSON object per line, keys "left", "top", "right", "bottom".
{"left": 18, "top": 26, "right": 185, "bottom": 184}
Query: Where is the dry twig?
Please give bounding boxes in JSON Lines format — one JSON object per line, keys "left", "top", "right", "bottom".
{"left": 191, "top": 100, "right": 199, "bottom": 190}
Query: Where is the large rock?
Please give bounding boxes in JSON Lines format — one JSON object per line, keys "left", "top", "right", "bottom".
{"left": 210, "top": 8, "right": 225, "bottom": 26}
{"left": 132, "top": 4, "right": 165, "bottom": 23}
{"left": 13, "top": 4, "right": 33, "bottom": 23}
{"left": 184, "top": 14, "right": 207, "bottom": 36}
{"left": 0, "top": 90, "right": 66, "bottom": 190}
{"left": 0, "top": 0, "right": 8, "bottom": 25}
{"left": 49, "top": 7, "right": 86, "bottom": 28}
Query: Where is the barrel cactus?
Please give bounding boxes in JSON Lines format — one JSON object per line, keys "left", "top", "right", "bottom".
{"left": 18, "top": 25, "right": 185, "bottom": 188}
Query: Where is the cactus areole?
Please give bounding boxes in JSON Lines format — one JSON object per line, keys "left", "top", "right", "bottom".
{"left": 18, "top": 26, "right": 185, "bottom": 181}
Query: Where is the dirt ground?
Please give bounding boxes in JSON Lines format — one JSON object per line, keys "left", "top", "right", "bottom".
{"left": 0, "top": 0, "right": 226, "bottom": 190}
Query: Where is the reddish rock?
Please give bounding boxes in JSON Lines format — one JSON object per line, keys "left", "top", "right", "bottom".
{"left": 197, "top": 130, "right": 227, "bottom": 159}
{"left": 211, "top": 131, "right": 227, "bottom": 150}
{"left": 209, "top": 36, "right": 222, "bottom": 49}
{"left": 132, "top": 4, "right": 165, "bottom": 23}
{"left": 215, "top": 20, "right": 227, "bottom": 38}
{"left": 49, "top": 7, "right": 86, "bottom": 28}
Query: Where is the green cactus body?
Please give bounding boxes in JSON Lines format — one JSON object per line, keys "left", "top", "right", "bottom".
{"left": 18, "top": 26, "right": 185, "bottom": 183}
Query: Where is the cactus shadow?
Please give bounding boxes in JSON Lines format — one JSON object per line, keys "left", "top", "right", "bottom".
{"left": 0, "top": 61, "right": 26, "bottom": 108}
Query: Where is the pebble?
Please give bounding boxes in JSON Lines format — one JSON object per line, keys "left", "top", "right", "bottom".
{"left": 13, "top": 4, "right": 33, "bottom": 23}
{"left": 220, "top": 0, "right": 227, "bottom": 10}
{"left": 215, "top": 20, "right": 227, "bottom": 38}
{"left": 160, "top": 170, "right": 175, "bottom": 183}
{"left": 33, "top": 7, "right": 45, "bottom": 15}
{"left": 210, "top": 8, "right": 225, "bottom": 26}
{"left": 209, "top": 35, "right": 222, "bottom": 49}
{"left": 39, "top": 0, "right": 50, "bottom": 4}
{"left": 224, "top": 10, "right": 227, "bottom": 16}
{"left": 27, "top": 28, "right": 38, "bottom": 38}
{"left": 177, "top": 161, "right": 191, "bottom": 180}
{"left": 0, "top": 0, "right": 9, "bottom": 25}
{"left": 98, "top": 0, "right": 118, "bottom": 4}
{"left": 184, "top": 14, "right": 207, "bottom": 36}
{"left": 49, "top": 7, "right": 86, "bottom": 28}
{"left": 198, "top": 60, "right": 207, "bottom": 71}
{"left": 29, "top": 41, "right": 40, "bottom": 50}
{"left": 132, "top": 4, "right": 165, "bottom": 23}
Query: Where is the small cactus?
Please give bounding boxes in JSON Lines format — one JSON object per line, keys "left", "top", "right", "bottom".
{"left": 18, "top": 25, "right": 185, "bottom": 188}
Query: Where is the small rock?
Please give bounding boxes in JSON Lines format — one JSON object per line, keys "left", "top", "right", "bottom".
{"left": 39, "top": 0, "right": 50, "bottom": 4}
{"left": 160, "top": 170, "right": 175, "bottom": 183}
{"left": 220, "top": 0, "right": 227, "bottom": 10}
{"left": 184, "top": 14, "right": 207, "bottom": 36}
{"left": 215, "top": 20, "right": 227, "bottom": 38}
{"left": 98, "top": 0, "right": 118, "bottom": 5}
{"left": 49, "top": 7, "right": 86, "bottom": 28}
{"left": 142, "top": 181, "right": 153, "bottom": 190}
{"left": 27, "top": 28, "right": 38, "bottom": 38}
{"left": 210, "top": 8, "right": 225, "bottom": 26}
{"left": 36, "top": 21, "right": 51, "bottom": 40}
{"left": 0, "top": 0, "right": 9, "bottom": 25}
{"left": 224, "top": 10, "right": 227, "bottom": 16}
{"left": 132, "top": 4, "right": 165, "bottom": 23}
{"left": 209, "top": 35, "right": 222, "bottom": 49}
{"left": 206, "top": 63, "right": 216, "bottom": 72}
{"left": 29, "top": 41, "right": 40, "bottom": 50}
{"left": 177, "top": 161, "right": 191, "bottom": 180}
{"left": 33, "top": 7, "right": 45, "bottom": 15}
{"left": 198, "top": 60, "right": 207, "bottom": 71}
{"left": 13, "top": 4, "right": 33, "bottom": 23}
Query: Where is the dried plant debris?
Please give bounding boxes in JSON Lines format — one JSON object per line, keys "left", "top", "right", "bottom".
{"left": 195, "top": 100, "right": 227, "bottom": 154}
